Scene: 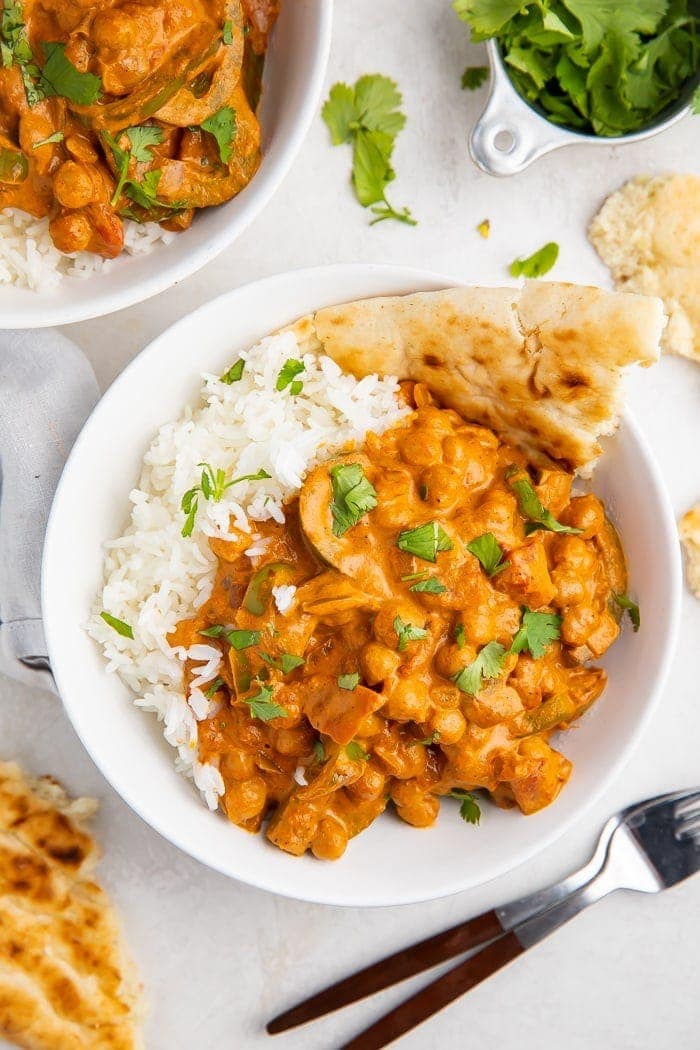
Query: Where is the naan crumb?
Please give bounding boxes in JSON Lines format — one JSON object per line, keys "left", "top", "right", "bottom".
{"left": 680, "top": 504, "right": 700, "bottom": 599}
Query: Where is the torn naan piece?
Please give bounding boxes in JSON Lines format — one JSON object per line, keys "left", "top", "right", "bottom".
{"left": 589, "top": 174, "right": 700, "bottom": 362}
{"left": 0, "top": 761, "right": 144, "bottom": 1050}
{"left": 680, "top": 504, "right": 700, "bottom": 599}
{"left": 289, "top": 281, "right": 664, "bottom": 473}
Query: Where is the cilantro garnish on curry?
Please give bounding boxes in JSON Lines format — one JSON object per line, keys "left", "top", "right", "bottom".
{"left": 0, "top": 0, "right": 279, "bottom": 257}
{"left": 167, "top": 382, "right": 636, "bottom": 860}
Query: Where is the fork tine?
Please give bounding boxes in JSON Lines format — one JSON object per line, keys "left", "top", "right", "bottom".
{"left": 673, "top": 796, "right": 700, "bottom": 820}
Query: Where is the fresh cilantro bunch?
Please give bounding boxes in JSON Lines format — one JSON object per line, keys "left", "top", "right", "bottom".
{"left": 453, "top": 0, "right": 698, "bottom": 136}
{"left": 322, "top": 74, "right": 416, "bottom": 226}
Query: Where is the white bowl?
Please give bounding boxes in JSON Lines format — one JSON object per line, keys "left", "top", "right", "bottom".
{"left": 42, "top": 264, "right": 682, "bottom": 907}
{"left": 0, "top": 2, "right": 332, "bottom": 329}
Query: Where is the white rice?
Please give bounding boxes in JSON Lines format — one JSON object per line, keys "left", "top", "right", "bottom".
{"left": 87, "top": 331, "right": 409, "bottom": 809}
{"left": 0, "top": 208, "right": 174, "bottom": 292}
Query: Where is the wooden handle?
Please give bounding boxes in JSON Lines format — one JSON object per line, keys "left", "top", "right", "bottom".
{"left": 340, "top": 932, "right": 525, "bottom": 1050}
{"left": 267, "top": 909, "right": 505, "bottom": 1034}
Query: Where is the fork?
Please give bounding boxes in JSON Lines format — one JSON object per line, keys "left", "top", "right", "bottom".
{"left": 267, "top": 787, "right": 700, "bottom": 1048}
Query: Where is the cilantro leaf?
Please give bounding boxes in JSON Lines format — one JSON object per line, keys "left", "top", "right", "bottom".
{"left": 345, "top": 741, "right": 369, "bottom": 761}
{"left": 338, "top": 672, "right": 360, "bottom": 690}
{"left": 226, "top": 629, "right": 261, "bottom": 650}
{"left": 313, "top": 739, "right": 326, "bottom": 763}
{"left": 321, "top": 74, "right": 415, "bottom": 227}
{"left": 461, "top": 65, "right": 489, "bottom": 89}
{"left": 204, "top": 677, "right": 225, "bottom": 698}
{"left": 40, "top": 42, "right": 102, "bottom": 105}
{"left": 180, "top": 464, "right": 269, "bottom": 536}
{"left": 393, "top": 615, "right": 428, "bottom": 652}
{"left": 125, "top": 125, "right": 163, "bottom": 162}
{"left": 410, "top": 576, "right": 447, "bottom": 594}
{"left": 613, "top": 593, "right": 640, "bottom": 632}
{"left": 397, "top": 521, "right": 453, "bottom": 562}
{"left": 562, "top": 0, "right": 667, "bottom": 52}
{"left": 453, "top": 641, "right": 507, "bottom": 695}
{"left": 201, "top": 106, "right": 237, "bottom": 164}
{"left": 450, "top": 788, "right": 481, "bottom": 825}
{"left": 32, "top": 129, "right": 63, "bottom": 149}
{"left": 220, "top": 358, "right": 244, "bottom": 384}
{"left": 510, "top": 608, "right": 561, "bottom": 659}
{"left": 222, "top": 19, "right": 233, "bottom": 44}
{"left": 199, "top": 624, "right": 227, "bottom": 638}
{"left": 454, "top": 622, "right": 466, "bottom": 649}
{"left": 506, "top": 468, "right": 582, "bottom": 535}
{"left": 330, "top": 463, "right": 378, "bottom": 537}
{"left": 100, "top": 611, "right": 134, "bottom": 639}
{"left": 260, "top": 651, "right": 305, "bottom": 673}
{"left": 467, "top": 533, "right": 509, "bottom": 577}
{"left": 275, "top": 358, "right": 304, "bottom": 392}
{"left": 245, "top": 684, "right": 288, "bottom": 722}
{"left": 509, "top": 241, "right": 559, "bottom": 278}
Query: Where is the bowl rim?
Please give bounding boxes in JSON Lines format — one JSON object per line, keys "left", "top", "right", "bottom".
{"left": 0, "top": 2, "right": 334, "bottom": 329}
{"left": 42, "top": 263, "right": 683, "bottom": 906}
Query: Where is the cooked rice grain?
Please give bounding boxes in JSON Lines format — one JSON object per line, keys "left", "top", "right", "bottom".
{"left": 88, "top": 331, "right": 408, "bottom": 809}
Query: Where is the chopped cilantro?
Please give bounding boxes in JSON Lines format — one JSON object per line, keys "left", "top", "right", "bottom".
{"left": 345, "top": 741, "right": 369, "bottom": 761}
{"left": 450, "top": 789, "right": 481, "bottom": 825}
{"left": 275, "top": 358, "right": 305, "bottom": 393}
{"left": 510, "top": 608, "right": 561, "bottom": 659}
{"left": 393, "top": 615, "right": 428, "bottom": 652}
{"left": 227, "top": 629, "right": 261, "bottom": 650}
{"left": 613, "top": 593, "right": 640, "bottom": 632}
{"left": 40, "top": 41, "right": 102, "bottom": 105}
{"left": 329, "top": 462, "right": 378, "bottom": 537}
{"left": 461, "top": 65, "right": 488, "bottom": 90}
{"left": 453, "top": 641, "right": 507, "bottom": 695}
{"left": 506, "top": 467, "right": 582, "bottom": 535}
{"left": 245, "top": 684, "right": 288, "bottom": 722}
{"left": 467, "top": 532, "right": 509, "bottom": 577}
{"left": 397, "top": 521, "right": 453, "bottom": 562}
{"left": 509, "top": 242, "right": 559, "bottom": 279}
{"left": 219, "top": 358, "right": 244, "bottom": 384}
{"left": 410, "top": 576, "right": 447, "bottom": 594}
{"left": 201, "top": 105, "right": 237, "bottom": 164}
{"left": 100, "top": 612, "right": 134, "bottom": 639}
{"left": 204, "top": 677, "right": 225, "bottom": 698}
{"left": 338, "top": 672, "right": 360, "bottom": 690}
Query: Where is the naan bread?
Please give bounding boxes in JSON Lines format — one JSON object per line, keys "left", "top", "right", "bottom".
{"left": 680, "top": 504, "right": 700, "bottom": 599}
{"left": 589, "top": 174, "right": 700, "bottom": 362}
{"left": 289, "top": 281, "right": 664, "bottom": 473}
{"left": 0, "top": 761, "right": 143, "bottom": 1050}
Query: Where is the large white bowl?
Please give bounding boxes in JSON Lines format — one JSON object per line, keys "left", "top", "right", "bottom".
{"left": 42, "top": 265, "right": 682, "bottom": 907}
{"left": 0, "top": 1, "right": 332, "bottom": 329}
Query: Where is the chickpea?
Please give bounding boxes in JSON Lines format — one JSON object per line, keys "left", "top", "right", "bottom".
{"left": 54, "top": 160, "right": 100, "bottom": 209}
{"left": 434, "top": 641, "right": 477, "bottom": 680}
{"left": 420, "top": 464, "right": 462, "bottom": 513}
{"left": 398, "top": 430, "right": 443, "bottom": 466}
{"left": 392, "top": 781, "right": 440, "bottom": 827}
{"left": 221, "top": 747, "right": 255, "bottom": 782}
{"left": 224, "top": 775, "right": 267, "bottom": 823}
{"left": 274, "top": 725, "right": 313, "bottom": 756}
{"left": 65, "top": 134, "right": 99, "bottom": 164}
{"left": 373, "top": 602, "right": 423, "bottom": 651}
{"left": 312, "top": 818, "right": 348, "bottom": 860}
{"left": 347, "top": 765, "right": 386, "bottom": 802}
{"left": 383, "top": 678, "right": 430, "bottom": 722}
{"left": 427, "top": 706, "right": 466, "bottom": 744}
{"left": 49, "top": 211, "right": 92, "bottom": 254}
{"left": 360, "top": 641, "right": 401, "bottom": 685}
{"left": 560, "top": 495, "right": 605, "bottom": 538}
{"left": 390, "top": 742, "right": 427, "bottom": 780}
{"left": 429, "top": 684, "right": 462, "bottom": 709}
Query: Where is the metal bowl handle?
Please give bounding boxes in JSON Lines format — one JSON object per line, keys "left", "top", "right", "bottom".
{"left": 470, "top": 41, "right": 575, "bottom": 176}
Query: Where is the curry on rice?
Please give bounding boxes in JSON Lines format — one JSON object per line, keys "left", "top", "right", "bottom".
{"left": 0, "top": 0, "right": 278, "bottom": 257}
{"left": 171, "top": 383, "right": 629, "bottom": 861}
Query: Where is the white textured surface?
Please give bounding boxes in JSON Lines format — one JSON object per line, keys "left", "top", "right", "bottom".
{"left": 3, "top": 1, "right": 700, "bottom": 1046}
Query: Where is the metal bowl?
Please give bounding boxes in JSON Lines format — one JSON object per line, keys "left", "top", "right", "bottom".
{"left": 470, "top": 39, "right": 697, "bottom": 176}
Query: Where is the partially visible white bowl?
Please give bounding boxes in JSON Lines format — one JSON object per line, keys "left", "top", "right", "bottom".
{"left": 0, "top": 1, "right": 332, "bottom": 328}
{"left": 42, "top": 264, "right": 682, "bottom": 907}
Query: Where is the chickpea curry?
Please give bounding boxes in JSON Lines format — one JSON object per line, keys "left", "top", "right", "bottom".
{"left": 0, "top": 0, "right": 278, "bottom": 256}
{"left": 172, "top": 384, "right": 632, "bottom": 861}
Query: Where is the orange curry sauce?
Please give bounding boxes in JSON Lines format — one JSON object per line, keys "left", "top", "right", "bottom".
{"left": 170, "top": 384, "right": 627, "bottom": 860}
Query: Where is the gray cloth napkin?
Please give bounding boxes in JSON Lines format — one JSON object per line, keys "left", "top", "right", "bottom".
{"left": 0, "top": 329, "right": 99, "bottom": 692}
